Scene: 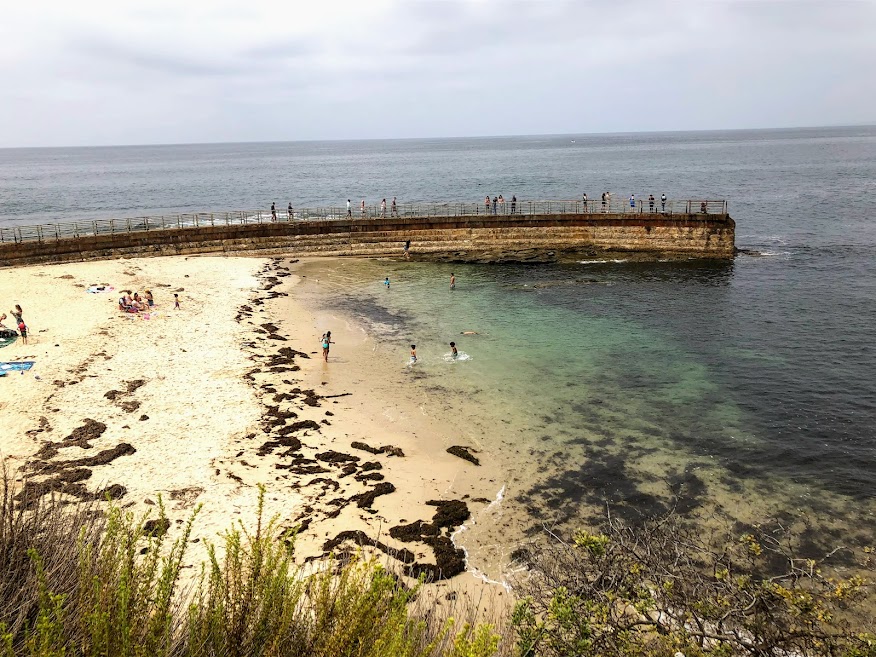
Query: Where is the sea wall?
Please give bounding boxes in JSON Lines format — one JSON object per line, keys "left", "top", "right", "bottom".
{"left": 0, "top": 213, "right": 735, "bottom": 267}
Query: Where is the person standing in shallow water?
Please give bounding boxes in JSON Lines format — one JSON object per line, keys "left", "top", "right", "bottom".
{"left": 449, "top": 342, "right": 458, "bottom": 359}
{"left": 450, "top": 273, "right": 456, "bottom": 290}
{"left": 409, "top": 344, "right": 417, "bottom": 365}
{"left": 322, "top": 331, "right": 334, "bottom": 362}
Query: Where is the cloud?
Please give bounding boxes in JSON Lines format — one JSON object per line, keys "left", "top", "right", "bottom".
{"left": 0, "top": 0, "right": 873, "bottom": 146}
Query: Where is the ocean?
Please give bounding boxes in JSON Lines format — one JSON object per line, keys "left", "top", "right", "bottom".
{"left": 2, "top": 126, "right": 875, "bottom": 577}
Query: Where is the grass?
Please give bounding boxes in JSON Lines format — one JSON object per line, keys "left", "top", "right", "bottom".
{"left": 0, "top": 474, "right": 507, "bottom": 657}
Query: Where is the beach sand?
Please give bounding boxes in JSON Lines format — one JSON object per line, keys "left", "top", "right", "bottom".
{"left": 0, "top": 254, "right": 510, "bottom": 611}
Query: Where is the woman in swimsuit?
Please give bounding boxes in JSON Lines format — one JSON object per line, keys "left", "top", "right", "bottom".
{"left": 322, "top": 331, "right": 334, "bottom": 362}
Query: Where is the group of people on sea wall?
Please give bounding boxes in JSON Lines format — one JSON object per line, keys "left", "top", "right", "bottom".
{"left": 581, "top": 192, "right": 670, "bottom": 213}
{"left": 269, "top": 202, "right": 295, "bottom": 221}
{"left": 0, "top": 304, "right": 27, "bottom": 344}
{"left": 343, "top": 197, "right": 401, "bottom": 218}
{"left": 483, "top": 195, "right": 517, "bottom": 214}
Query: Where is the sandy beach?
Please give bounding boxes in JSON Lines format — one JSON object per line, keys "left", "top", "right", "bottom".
{"left": 0, "top": 254, "right": 509, "bottom": 608}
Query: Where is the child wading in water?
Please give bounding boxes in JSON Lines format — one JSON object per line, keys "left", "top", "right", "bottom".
{"left": 449, "top": 342, "right": 458, "bottom": 359}
{"left": 384, "top": 277, "right": 390, "bottom": 289}
{"left": 450, "top": 273, "right": 456, "bottom": 290}
{"left": 322, "top": 331, "right": 334, "bottom": 362}
{"left": 409, "top": 344, "right": 417, "bottom": 365}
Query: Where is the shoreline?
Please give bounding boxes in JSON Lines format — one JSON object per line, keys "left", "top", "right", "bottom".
{"left": 0, "top": 253, "right": 511, "bottom": 602}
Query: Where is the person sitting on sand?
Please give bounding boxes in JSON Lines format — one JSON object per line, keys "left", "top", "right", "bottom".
{"left": 0, "top": 313, "right": 6, "bottom": 328}
{"left": 145, "top": 290, "right": 154, "bottom": 307}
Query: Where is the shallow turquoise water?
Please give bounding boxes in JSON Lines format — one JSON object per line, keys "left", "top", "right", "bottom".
{"left": 298, "top": 255, "right": 876, "bottom": 579}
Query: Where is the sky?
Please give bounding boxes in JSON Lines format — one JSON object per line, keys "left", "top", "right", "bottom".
{"left": 0, "top": 0, "right": 874, "bottom": 147}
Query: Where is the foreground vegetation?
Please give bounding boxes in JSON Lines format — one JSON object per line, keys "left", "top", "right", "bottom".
{"left": 2, "top": 472, "right": 874, "bottom": 656}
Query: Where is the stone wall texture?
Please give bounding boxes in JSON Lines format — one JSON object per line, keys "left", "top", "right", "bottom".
{"left": 0, "top": 213, "right": 735, "bottom": 267}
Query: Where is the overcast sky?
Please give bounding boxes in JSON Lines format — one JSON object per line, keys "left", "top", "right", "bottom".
{"left": 0, "top": 0, "right": 873, "bottom": 147}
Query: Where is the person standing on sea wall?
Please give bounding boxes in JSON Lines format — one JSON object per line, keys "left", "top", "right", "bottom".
{"left": 511, "top": 195, "right": 517, "bottom": 214}
{"left": 391, "top": 197, "right": 398, "bottom": 216}
{"left": 484, "top": 195, "right": 491, "bottom": 214}
{"left": 649, "top": 194, "right": 655, "bottom": 213}
{"left": 361, "top": 199, "right": 366, "bottom": 217}
{"left": 287, "top": 202, "right": 293, "bottom": 219}
{"left": 347, "top": 199, "right": 352, "bottom": 217}
{"left": 492, "top": 197, "right": 498, "bottom": 214}
{"left": 271, "top": 202, "right": 277, "bottom": 221}
{"left": 498, "top": 195, "right": 505, "bottom": 214}
{"left": 582, "top": 193, "right": 588, "bottom": 213}
{"left": 629, "top": 194, "right": 636, "bottom": 212}
{"left": 381, "top": 198, "right": 387, "bottom": 218}
{"left": 601, "top": 192, "right": 606, "bottom": 212}
{"left": 661, "top": 193, "right": 667, "bottom": 212}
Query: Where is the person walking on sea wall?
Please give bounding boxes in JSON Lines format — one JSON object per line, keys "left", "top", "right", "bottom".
{"left": 381, "top": 198, "right": 387, "bottom": 218}
{"left": 661, "top": 193, "right": 667, "bottom": 212}
{"left": 601, "top": 192, "right": 606, "bottom": 212}
{"left": 271, "top": 202, "right": 277, "bottom": 221}
{"left": 347, "top": 199, "right": 352, "bottom": 217}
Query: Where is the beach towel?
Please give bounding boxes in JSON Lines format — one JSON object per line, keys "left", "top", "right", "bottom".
{"left": 87, "top": 285, "right": 115, "bottom": 294}
{"left": 0, "top": 329, "right": 17, "bottom": 349}
{"left": 0, "top": 361, "right": 35, "bottom": 372}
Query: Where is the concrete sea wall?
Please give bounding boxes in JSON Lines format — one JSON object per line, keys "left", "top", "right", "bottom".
{"left": 0, "top": 213, "right": 735, "bottom": 267}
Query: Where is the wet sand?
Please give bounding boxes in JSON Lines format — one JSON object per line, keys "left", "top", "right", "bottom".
{"left": 0, "top": 254, "right": 509, "bottom": 608}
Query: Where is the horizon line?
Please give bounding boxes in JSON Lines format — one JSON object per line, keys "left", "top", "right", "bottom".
{"left": 1, "top": 122, "right": 873, "bottom": 151}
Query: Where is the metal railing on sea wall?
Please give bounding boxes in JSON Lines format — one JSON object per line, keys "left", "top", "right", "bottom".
{"left": 0, "top": 199, "right": 728, "bottom": 244}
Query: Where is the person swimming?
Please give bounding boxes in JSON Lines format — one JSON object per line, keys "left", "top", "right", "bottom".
{"left": 409, "top": 344, "right": 417, "bottom": 364}
{"left": 449, "top": 341, "right": 458, "bottom": 359}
